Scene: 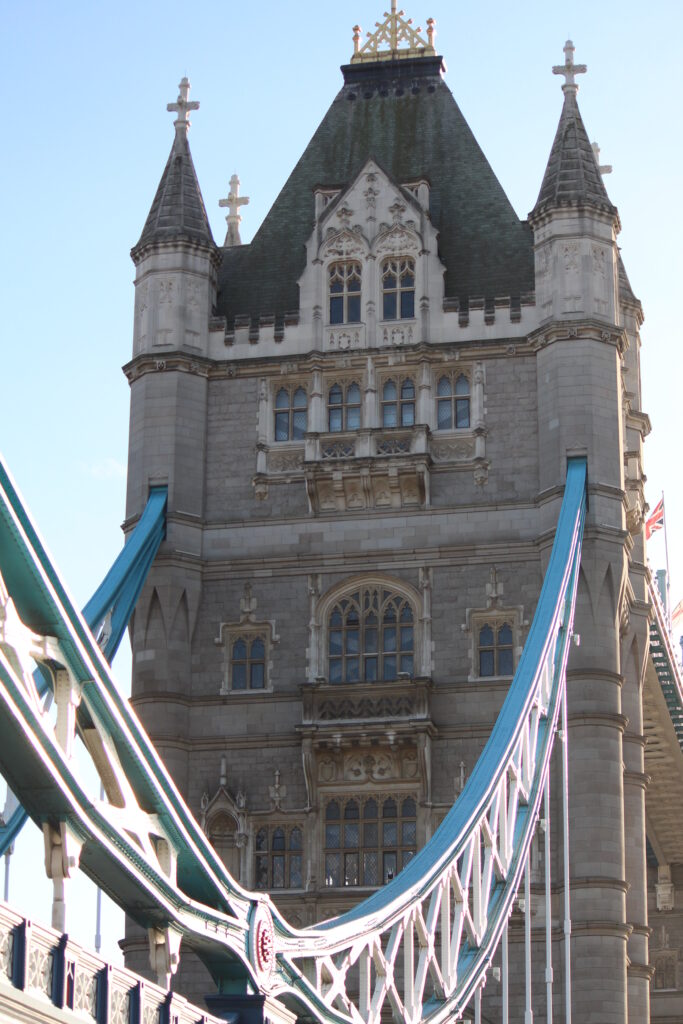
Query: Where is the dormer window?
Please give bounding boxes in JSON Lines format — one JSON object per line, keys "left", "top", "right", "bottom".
{"left": 274, "top": 386, "right": 307, "bottom": 441}
{"left": 329, "top": 262, "right": 362, "bottom": 324}
{"left": 381, "top": 379, "right": 416, "bottom": 427}
{"left": 329, "top": 382, "right": 362, "bottom": 432}
{"left": 382, "top": 257, "right": 415, "bottom": 320}
{"left": 436, "top": 374, "right": 470, "bottom": 430}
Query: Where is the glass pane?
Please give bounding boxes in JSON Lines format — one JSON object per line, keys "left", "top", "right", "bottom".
{"left": 364, "top": 799, "right": 378, "bottom": 820}
{"left": 329, "top": 630, "right": 343, "bottom": 656}
{"left": 401, "top": 268, "right": 415, "bottom": 288}
{"left": 232, "top": 639, "right": 247, "bottom": 660}
{"left": 383, "top": 293, "right": 397, "bottom": 320}
{"left": 275, "top": 411, "right": 290, "bottom": 441}
{"left": 275, "top": 388, "right": 289, "bottom": 409}
{"left": 344, "top": 853, "right": 359, "bottom": 886}
{"left": 329, "top": 408, "right": 342, "bottom": 432}
{"left": 401, "top": 403, "right": 415, "bottom": 427}
{"left": 344, "top": 823, "right": 359, "bottom": 848}
{"left": 272, "top": 828, "right": 285, "bottom": 851}
{"left": 400, "top": 625, "right": 413, "bottom": 651}
{"left": 437, "top": 376, "right": 452, "bottom": 397}
{"left": 364, "top": 822, "right": 378, "bottom": 846}
{"left": 326, "top": 801, "right": 340, "bottom": 820}
{"left": 365, "top": 627, "right": 378, "bottom": 653}
{"left": 383, "top": 852, "right": 397, "bottom": 883}
{"left": 329, "top": 658, "right": 342, "bottom": 683}
{"left": 347, "top": 382, "right": 361, "bottom": 404}
{"left": 256, "top": 855, "right": 269, "bottom": 888}
{"left": 383, "top": 270, "right": 398, "bottom": 289}
{"left": 256, "top": 828, "right": 268, "bottom": 851}
{"left": 347, "top": 295, "right": 361, "bottom": 323}
{"left": 382, "top": 403, "right": 398, "bottom": 428}
{"left": 365, "top": 656, "right": 378, "bottom": 681}
{"left": 292, "top": 409, "right": 307, "bottom": 439}
{"left": 401, "top": 380, "right": 415, "bottom": 400}
{"left": 363, "top": 852, "right": 379, "bottom": 886}
{"left": 498, "top": 624, "right": 513, "bottom": 645}
{"left": 346, "top": 629, "right": 360, "bottom": 655}
{"left": 325, "top": 824, "right": 341, "bottom": 848}
{"left": 383, "top": 381, "right": 397, "bottom": 401}
{"left": 272, "top": 855, "right": 285, "bottom": 888}
{"left": 383, "top": 798, "right": 397, "bottom": 818}
{"left": 290, "top": 855, "right": 302, "bottom": 888}
{"left": 402, "top": 850, "right": 415, "bottom": 869}
{"left": 344, "top": 800, "right": 360, "bottom": 819}
{"left": 293, "top": 387, "right": 307, "bottom": 408}
{"left": 383, "top": 655, "right": 396, "bottom": 680}
{"left": 330, "top": 608, "right": 343, "bottom": 626}
{"left": 346, "top": 406, "right": 361, "bottom": 430}
{"left": 402, "top": 820, "right": 417, "bottom": 846}
{"left": 232, "top": 663, "right": 247, "bottom": 689}
{"left": 455, "top": 375, "right": 470, "bottom": 395}
{"left": 251, "top": 637, "right": 265, "bottom": 660}
{"left": 498, "top": 648, "right": 514, "bottom": 676}
{"left": 383, "top": 627, "right": 397, "bottom": 652}
{"left": 329, "top": 384, "right": 343, "bottom": 405}
{"left": 400, "top": 605, "right": 413, "bottom": 623}
{"left": 455, "top": 398, "right": 470, "bottom": 428}
{"left": 250, "top": 662, "right": 265, "bottom": 689}
{"left": 330, "top": 296, "right": 343, "bottom": 324}
{"left": 348, "top": 266, "right": 361, "bottom": 291}
{"left": 290, "top": 828, "right": 302, "bottom": 850}
{"left": 383, "top": 822, "right": 398, "bottom": 846}
{"left": 437, "top": 399, "right": 452, "bottom": 431}
{"left": 480, "top": 650, "right": 495, "bottom": 676}
{"left": 346, "top": 657, "right": 360, "bottom": 682}
{"left": 325, "top": 853, "right": 341, "bottom": 887}
{"left": 400, "top": 654, "right": 413, "bottom": 675}
{"left": 402, "top": 797, "right": 416, "bottom": 817}
{"left": 479, "top": 625, "right": 494, "bottom": 647}
{"left": 400, "top": 290, "right": 415, "bottom": 319}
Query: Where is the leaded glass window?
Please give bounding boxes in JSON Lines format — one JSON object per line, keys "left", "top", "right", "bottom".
{"left": 382, "top": 258, "right": 415, "bottom": 320}
{"left": 230, "top": 635, "right": 266, "bottom": 690}
{"left": 381, "top": 379, "right": 415, "bottom": 428}
{"left": 324, "top": 796, "right": 417, "bottom": 887}
{"left": 478, "top": 621, "right": 514, "bottom": 677}
{"left": 436, "top": 374, "right": 470, "bottom": 430}
{"left": 328, "top": 382, "right": 362, "bottom": 432}
{"left": 328, "top": 587, "right": 414, "bottom": 683}
{"left": 274, "top": 386, "right": 307, "bottom": 441}
{"left": 254, "top": 825, "right": 304, "bottom": 889}
{"left": 329, "top": 262, "right": 362, "bottom": 324}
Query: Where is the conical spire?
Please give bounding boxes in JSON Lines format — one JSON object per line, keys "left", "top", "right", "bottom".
{"left": 132, "top": 78, "right": 215, "bottom": 260}
{"left": 532, "top": 42, "right": 617, "bottom": 220}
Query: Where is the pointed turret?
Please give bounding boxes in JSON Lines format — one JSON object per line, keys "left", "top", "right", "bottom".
{"left": 132, "top": 78, "right": 215, "bottom": 258}
{"left": 532, "top": 44, "right": 617, "bottom": 220}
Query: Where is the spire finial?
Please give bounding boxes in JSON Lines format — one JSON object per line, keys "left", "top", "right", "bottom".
{"left": 552, "top": 39, "right": 587, "bottom": 94}
{"left": 167, "top": 76, "right": 199, "bottom": 133}
{"left": 219, "top": 174, "right": 250, "bottom": 247}
{"left": 350, "top": 3, "right": 436, "bottom": 63}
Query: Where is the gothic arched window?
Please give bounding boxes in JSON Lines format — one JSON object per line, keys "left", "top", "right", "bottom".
{"left": 436, "top": 374, "right": 470, "bottom": 430}
{"left": 478, "top": 621, "right": 514, "bottom": 677}
{"left": 328, "top": 382, "right": 362, "bottom": 432}
{"left": 382, "top": 257, "right": 415, "bottom": 320}
{"left": 329, "top": 262, "right": 362, "bottom": 324}
{"left": 327, "top": 586, "right": 414, "bottom": 683}
{"left": 324, "top": 795, "right": 417, "bottom": 887}
{"left": 255, "top": 825, "right": 303, "bottom": 890}
{"left": 274, "top": 386, "right": 307, "bottom": 441}
{"left": 381, "top": 379, "right": 415, "bottom": 428}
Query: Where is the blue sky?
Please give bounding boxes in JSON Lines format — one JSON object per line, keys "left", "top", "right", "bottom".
{"left": 1, "top": 0, "right": 681, "bottom": 966}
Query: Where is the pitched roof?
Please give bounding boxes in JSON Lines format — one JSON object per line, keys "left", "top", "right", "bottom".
{"left": 132, "top": 129, "right": 215, "bottom": 259}
{"left": 216, "top": 57, "right": 534, "bottom": 324}
{"left": 532, "top": 88, "right": 617, "bottom": 219}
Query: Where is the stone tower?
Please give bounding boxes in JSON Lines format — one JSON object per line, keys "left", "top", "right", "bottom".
{"left": 123, "top": 18, "right": 653, "bottom": 1021}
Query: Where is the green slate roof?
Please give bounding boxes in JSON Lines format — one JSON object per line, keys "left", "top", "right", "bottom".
{"left": 216, "top": 57, "right": 534, "bottom": 324}
{"left": 532, "top": 88, "right": 616, "bottom": 219}
{"left": 132, "top": 129, "right": 215, "bottom": 260}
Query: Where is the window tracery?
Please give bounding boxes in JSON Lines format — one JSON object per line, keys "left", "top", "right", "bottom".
{"left": 254, "top": 825, "right": 303, "bottom": 889}
{"left": 324, "top": 795, "right": 417, "bottom": 887}
{"left": 329, "top": 262, "right": 362, "bottom": 324}
{"left": 274, "top": 385, "right": 307, "bottom": 441}
{"left": 328, "top": 381, "right": 362, "bottom": 432}
{"left": 327, "top": 586, "right": 414, "bottom": 684}
{"left": 478, "top": 621, "right": 514, "bottom": 677}
{"left": 381, "top": 257, "right": 415, "bottom": 320}
{"left": 381, "top": 378, "right": 416, "bottom": 428}
{"left": 436, "top": 373, "right": 471, "bottom": 430}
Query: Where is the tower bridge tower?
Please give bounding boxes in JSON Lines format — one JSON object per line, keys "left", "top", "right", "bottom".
{"left": 124, "top": 13, "right": 653, "bottom": 1020}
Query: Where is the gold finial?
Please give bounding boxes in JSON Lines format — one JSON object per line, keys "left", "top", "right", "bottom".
{"left": 350, "top": 3, "right": 436, "bottom": 63}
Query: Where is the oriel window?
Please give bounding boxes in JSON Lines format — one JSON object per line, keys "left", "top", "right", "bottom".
{"left": 328, "top": 382, "right": 362, "bottom": 432}
{"left": 328, "top": 587, "right": 414, "bottom": 684}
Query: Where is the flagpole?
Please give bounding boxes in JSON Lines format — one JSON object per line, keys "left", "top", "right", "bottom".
{"left": 662, "top": 492, "right": 672, "bottom": 630}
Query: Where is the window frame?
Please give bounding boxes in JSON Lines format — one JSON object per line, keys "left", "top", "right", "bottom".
{"left": 274, "top": 385, "right": 308, "bottom": 443}
{"left": 465, "top": 607, "right": 523, "bottom": 682}
{"left": 328, "top": 261, "right": 362, "bottom": 325}
{"left": 381, "top": 256, "right": 416, "bottom": 322}
{"left": 380, "top": 377, "right": 416, "bottom": 429}
{"left": 328, "top": 380, "right": 362, "bottom": 433}
{"left": 327, "top": 585, "right": 415, "bottom": 684}
{"left": 436, "top": 372, "right": 471, "bottom": 431}
{"left": 323, "top": 795, "right": 418, "bottom": 888}
{"left": 254, "top": 824, "right": 304, "bottom": 890}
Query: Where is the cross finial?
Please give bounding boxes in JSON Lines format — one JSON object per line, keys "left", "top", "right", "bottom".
{"left": 350, "top": 2, "right": 436, "bottom": 63}
{"left": 167, "top": 76, "right": 199, "bottom": 133}
{"left": 552, "top": 39, "right": 587, "bottom": 94}
{"left": 219, "top": 174, "right": 250, "bottom": 247}
{"left": 592, "top": 142, "right": 613, "bottom": 176}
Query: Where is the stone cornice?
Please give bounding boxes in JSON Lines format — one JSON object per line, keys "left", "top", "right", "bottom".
{"left": 528, "top": 318, "right": 627, "bottom": 355}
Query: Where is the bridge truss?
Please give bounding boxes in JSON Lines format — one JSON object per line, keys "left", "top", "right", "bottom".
{"left": 0, "top": 455, "right": 587, "bottom": 1023}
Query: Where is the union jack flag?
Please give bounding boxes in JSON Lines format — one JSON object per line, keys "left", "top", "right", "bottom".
{"left": 646, "top": 497, "right": 665, "bottom": 540}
